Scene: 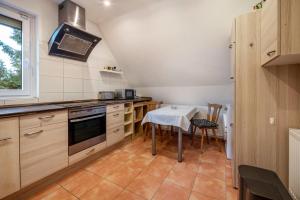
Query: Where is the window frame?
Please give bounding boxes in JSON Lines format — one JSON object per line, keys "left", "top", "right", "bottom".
{"left": 0, "top": 3, "right": 37, "bottom": 99}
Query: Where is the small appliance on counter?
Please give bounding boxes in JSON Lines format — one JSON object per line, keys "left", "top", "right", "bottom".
{"left": 115, "top": 89, "right": 136, "bottom": 100}
{"left": 98, "top": 91, "right": 115, "bottom": 100}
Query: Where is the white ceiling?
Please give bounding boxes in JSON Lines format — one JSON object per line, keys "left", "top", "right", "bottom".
{"left": 70, "top": 0, "right": 161, "bottom": 24}
{"left": 55, "top": 0, "right": 259, "bottom": 87}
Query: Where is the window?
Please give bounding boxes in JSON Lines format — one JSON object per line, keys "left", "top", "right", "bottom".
{"left": 0, "top": 3, "right": 37, "bottom": 98}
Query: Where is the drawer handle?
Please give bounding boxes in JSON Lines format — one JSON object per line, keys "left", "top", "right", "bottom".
{"left": 38, "top": 115, "right": 55, "bottom": 120}
{"left": 267, "top": 50, "right": 276, "bottom": 57}
{"left": 113, "top": 129, "right": 120, "bottom": 133}
{"left": 113, "top": 106, "right": 119, "bottom": 109}
{"left": 113, "top": 114, "right": 119, "bottom": 117}
{"left": 24, "top": 130, "right": 43, "bottom": 136}
{"left": 0, "top": 137, "right": 12, "bottom": 142}
{"left": 86, "top": 148, "right": 95, "bottom": 155}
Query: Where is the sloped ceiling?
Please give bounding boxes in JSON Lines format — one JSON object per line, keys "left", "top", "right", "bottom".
{"left": 72, "top": 0, "right": 258, "bottom": 87}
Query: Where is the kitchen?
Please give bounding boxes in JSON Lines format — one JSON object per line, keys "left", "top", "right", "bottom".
{"left": 0, "top": 0, "right": 300, "bottom": 200}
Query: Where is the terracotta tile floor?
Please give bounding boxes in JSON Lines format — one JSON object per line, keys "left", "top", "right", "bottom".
{"left": 26, "top": 134, "right": 238, "bottom": 200}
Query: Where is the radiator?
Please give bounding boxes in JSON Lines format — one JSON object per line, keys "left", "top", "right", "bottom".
{"left": 289, "top": 129, "right": 300, "bottom": 200}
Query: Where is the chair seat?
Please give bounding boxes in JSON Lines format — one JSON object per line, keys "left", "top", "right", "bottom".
{"left": 192, "top": 119, "right": 218, "bottom": 128}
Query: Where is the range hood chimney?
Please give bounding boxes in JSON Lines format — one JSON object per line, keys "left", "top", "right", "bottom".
{"left": 48, "top": 0, "right": 101, "bottom": 62}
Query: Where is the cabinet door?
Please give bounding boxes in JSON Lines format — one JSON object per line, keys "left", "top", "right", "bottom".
{"left": 107, "top": 125, "right": 124, "bottom": 146}
{"left": 0, "top": 117, "right": 20, "bottom": 199}
{"left": 20, "top": 122, "right": 68, "bottom": 187}
{"left": 261, "top": 0, "right": 280, "bottom": 65}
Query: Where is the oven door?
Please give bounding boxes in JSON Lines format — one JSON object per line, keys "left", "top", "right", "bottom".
{"left": 69, "top": 113, "right": 106, "bottom": 155}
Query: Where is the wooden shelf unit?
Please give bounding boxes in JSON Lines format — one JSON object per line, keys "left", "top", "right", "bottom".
{"left": 133, "top": 102, "right": 152, "bottom": 136}
{"left": 124, "top": 102, "right": 134, "bottom": 137}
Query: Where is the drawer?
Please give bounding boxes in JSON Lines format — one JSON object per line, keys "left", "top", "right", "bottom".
{"left": 107, "top": 125, "right": 124, "bottom": 146}
{"left": 20, "top": 110, "right": 68, "bottom": 131}
{"left": 0, "top": 117, "right": 20, "bottom": 199}
{"left": 68, "top": 142, "right": 107, "bottom": 165}
{"left": 107, "top": 110, "right": 124, "bottom": 129}
{"left": 107, "top": 104, "right": 124, "bottom": 113}
{"left": 20, "top": 122, "right": 68, "bottom": 187}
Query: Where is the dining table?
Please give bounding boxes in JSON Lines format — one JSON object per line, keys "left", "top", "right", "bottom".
{"left": 141, "top": 105, "right": 198, "bottom": 162}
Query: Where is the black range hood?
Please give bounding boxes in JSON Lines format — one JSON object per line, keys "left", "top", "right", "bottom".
{"left": 48, "top": 0, "right": 101, "bottom": 62}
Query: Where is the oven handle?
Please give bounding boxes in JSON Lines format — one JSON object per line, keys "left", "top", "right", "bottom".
{"left": 70, "top": 114, "right": 105, "bottom": 123}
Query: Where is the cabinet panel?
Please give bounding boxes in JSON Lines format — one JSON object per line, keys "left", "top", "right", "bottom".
{"left": 69, "top": 142, "right": 107, "bottom": 165}
{"left": 261, "top": 0, "right": 280, "bottom": 65}
{"left": 107, "top": 125, "right": 124, "bottom": 146}
{"left": 20, "top": 122, "right": 68, "bottom": 187}
{"left": 0, "top": 117, "right": 20, "bottom": 199}
{"left": 107, "top": 110, "right": 124, "bottom": 129}
{"left": 20, "top": 110, "right": 68, "bottom": 131}
{"left": 107, "top": 104, "right": 124, "bottom": 114}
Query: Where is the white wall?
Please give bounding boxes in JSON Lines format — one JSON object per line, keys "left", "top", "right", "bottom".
{"left": 0, "top": 0, "right": 129, "bottom": 105}
{"left": 97, "top": 0, "right": 258, "bottom": 105}
{"left": 136, "top": 84, "right": 233, "bottom": 105}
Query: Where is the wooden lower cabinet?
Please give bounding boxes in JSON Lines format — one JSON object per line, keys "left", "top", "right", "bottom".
{"left": 20, "top": 122, "right": 68, "bottom": 187}
{"left": 69, "top": 142, "right": 107, "bottom": 165}
{"left": 0, "top": 117, "right": 20, "bottom": 199}
{"left": 107, "top": 125, "right": 124, "bottom": 146}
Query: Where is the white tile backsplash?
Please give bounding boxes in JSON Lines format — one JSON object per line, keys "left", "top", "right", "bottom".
{"left": 63, "top": 93, "right": 83, "bottom": 101}
{"left": 40, "top": 59, "right": 63, "bottom": 77}
{"left": 40, "top": 76, "right": 64, "bottom": 93}
{"left": 63, "top": 63, "right": 83, "bottom": 79}
{"left": 4, "top": 98, "right": 39, "bottom": 105}
{"left": 39, "top": 93, "right": 64, "bottom": 103}
{"left": 83, "top": 92, "right": 98, "bottom": 100}
{"left": 83, "top": 80, "right": 98, "bottom": 93}
{"left": 64, "top": 78, "right": 83, "bottom": 93}
{"left": 83, "top": 67, "right": 100, "bottom": 80}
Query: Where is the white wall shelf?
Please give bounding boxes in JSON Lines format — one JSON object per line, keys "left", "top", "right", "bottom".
{"left": 100, "top": 69, "right": 123, "bottom": 74}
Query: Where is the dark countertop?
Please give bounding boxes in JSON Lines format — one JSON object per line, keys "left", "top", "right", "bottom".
{"left": 0, "top": 97, "right": 152, "bottom": 118}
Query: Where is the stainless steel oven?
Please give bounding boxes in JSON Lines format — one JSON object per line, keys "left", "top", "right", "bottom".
{"left": 68, "top": 106, "right": 106, "bottom": 155}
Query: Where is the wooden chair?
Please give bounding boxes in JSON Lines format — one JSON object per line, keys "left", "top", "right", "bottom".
{"left": 143, "top": 101, "right": 163, "bottom": 141}
{"left": 191, "top": 103, "right": 222, "bottom": 152}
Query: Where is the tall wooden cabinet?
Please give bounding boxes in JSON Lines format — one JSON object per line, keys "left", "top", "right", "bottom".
{"left": 261, "top": 0, "right": 300, "bottom": 66}
{"left": 0, "top": 117, "right": 20, "bottom": 199}
{"left": 233, "top": 9, "right": 300, "bottom": 187}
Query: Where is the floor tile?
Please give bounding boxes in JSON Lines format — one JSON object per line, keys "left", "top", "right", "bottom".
{"left": 59, "top": 170, "right": 102, "bottom": 198}
{"left": 193, "top": 174, "right": 225, "bottom": 200}
{"left": 126, "top": 173, "right": 164, "bottom": 199}
{"left": 173, "top": 162, "right": 200, "bottom": 173}
{"left": 106, "top": 165, "right": 142, "bottom": 188}
{"left": 26, "top": 184, "right": 62, "bottom": 200}
{"left": 85, "top": 159, "right": 123, "bottom": 178}
{"left": 115, "top": 190, "right": 146, "bottom": 200}
{"left": 28, "top": 186, "right": 77, "bottom": 200}
{"left": 189, "top": 191, "right": 217, "bottom": 200}
{"left": 226, "top": 186, "right": 238, "bottom": 200}
{"left": 198, "top": 162, "right": 225, "bottom": 181}
{"left": 126, "top": 156, "right": 153, "bottom": 171}
{"left": 166, "top": 168, "right": 197, "bottom": 189}
{"left": 106, "top": 150, "right": 135, "bottom": 163}
{"left": 152, "top": 180, "right": 190, "bottom": 200}
{"left": 143, "top": 159, "right": 174, "bottom": 179}
{"left": 80, "top": 179, "right": 123, "bottom": 200}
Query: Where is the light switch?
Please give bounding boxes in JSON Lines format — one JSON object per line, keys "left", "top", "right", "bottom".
{"left": 269, "top": 117, "right": 275, "bottom": 125}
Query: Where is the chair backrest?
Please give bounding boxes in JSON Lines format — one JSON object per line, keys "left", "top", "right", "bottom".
{"left": 207, "top": 103, "right": 222, "bottom": 122}
{"left": 147, "top": 101, "right": 163, "bottom": 111}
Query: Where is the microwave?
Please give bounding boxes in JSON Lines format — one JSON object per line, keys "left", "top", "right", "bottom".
{"left": 115, "top": 89, "right": 136, "bottom": 99}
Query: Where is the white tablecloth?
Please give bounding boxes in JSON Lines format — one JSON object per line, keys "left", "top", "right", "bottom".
{"left": 142, "top": 105, "right": 198, "bottom": 131}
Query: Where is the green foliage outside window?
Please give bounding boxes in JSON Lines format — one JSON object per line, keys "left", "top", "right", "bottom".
{"left": 0, "top": 28, "right": 22, "bottom": 90}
